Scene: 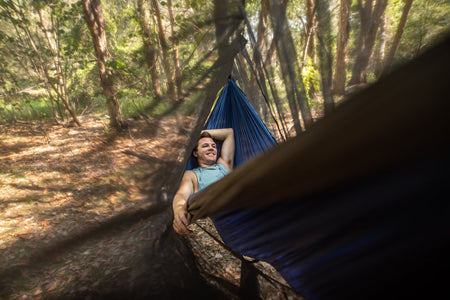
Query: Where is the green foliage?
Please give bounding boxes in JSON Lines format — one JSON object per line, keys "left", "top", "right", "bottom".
{"left": 399, "top": 0, "right": 450, "bottom": 58}
{"left": 183, "top": 0, "right": 210, "bottom": 10}
{"left": 120, "top": 95, "right": 150, "bottom": 119}
{"left": 0, "top": 0, "right": 448, "bottom": 125}
{"left": 302, "top": 63, "right": 320, "bottom": 101}
{"left": 0, "top": 94, "right": 54, "bottom": 124}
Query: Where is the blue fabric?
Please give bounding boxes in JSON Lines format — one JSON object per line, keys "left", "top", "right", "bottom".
{"left": 186, "top": 79, "right": 277, "bottom": 170}
{"left": 192, "top": 163, "right": 229, "bottom": 191}
{"left": 186, "top": 79, "right": 450, "bottom": 299}
{"left": 209, "top": 154, "right": 450, "bottom": 300}
{"left": 197, "top": 79, "right": 278, "bottom": 263}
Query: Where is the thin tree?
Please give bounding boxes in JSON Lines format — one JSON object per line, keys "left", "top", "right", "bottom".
{"left": 373, "top": 12, "right": 387, "bottom": 78}
{"left": 268, "top": 0, "right": 313, "bottom": 133}
{"left": 214, "top": 0, "right": 230, "bottom": 57}
{"left": 136, "top": 0, "right": 163, "bottom": 101}
{"left": 333, "top": 0, "right": 351, "bottom": 96}
{"left": 82, "top": 0, "right": 125, "bottom": 129}
{"left": 304, "top": 0, "right": 316, "bottom": 61}
{"left": 167, "top": 0, "right": 182, "bottom": 100}
{"left": 37, "top": 5, "right": 81, "bottom": 126}
{"left": 348, "top": 0, "right": 388, "bottom": 86}
{"left": 382, "top": 0, "right": 414, "bottom": 75}
{"left": 303, "top": 0, "right": 317, "bottom": 100}
{"left": 249, "top": 0, "right": 269, "bottom": 114}
{"left": 9, "top": 3, "right": 63, "bottom": 122}
{"left": 2, "top": 1, "right": 80, "bottom": 125}
{"left": 240, "top": 0, "right": 289, "bottom": 140}
{"left": 315, "top": 0, "right": 335, "bottom": 115}
{"left": 150, "top": 0, "right": 176, "bottom": 101}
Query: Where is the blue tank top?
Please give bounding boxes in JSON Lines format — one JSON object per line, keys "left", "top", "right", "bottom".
{"left": 192, "top": 163, "right": 229, "bottom": 191}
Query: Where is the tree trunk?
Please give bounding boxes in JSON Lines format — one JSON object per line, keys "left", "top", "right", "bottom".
{"left": 168, "top": 0, "right": 182, "bottom": 100}
{"left": 382, "top": 0, "right": 414, "bottom": 75}
{"left": 38, "top": 7, "right": 81, "bottom": 126}
{"left": 303, "top": 0, "right": 317, "bottom": 100}
{"left": 150, "top": 0, "right": 176, "bottom": 101}
{"left": 82, "top": 0, "right": 125, "bottom": 129}
{"left": 214, "top": 0, "right": 230, "bottom": 57}
{"left": 136, "top": 0, "right": 163, "bottom": 101}
{"left": 268, "top": 0, "right": 313, "bottom": 133}
{"left": 374, "top": 12, "right": 387, "bottom": 78}
{"left": 315, "top": 0, "right": 335, "bottom": 115}
{"left": 6, "top": 3, "right": 76, "bottom": 125}
{"left": 264, "top": 36, "right": 277, "bottom": 67}
{"left": 240, "top": 1, "right": 289, "bottom": 140}
{"left": 333, "top": 0, "right": 351, "bottom": 96}
{"left": 305, "top": 0, "right": 316, "bottom": 60}
{"left": 238, "top": 52, "right": 260, "bottom": 113}
{"left": 235, "top": 52, "right": 251, "bottom": 91}
{"left": 256, "top": 0, "right": 269, "bottom": 56}
{"left": 348, "top": 0, "right": 388, "bottom": 86}
{"left": 248, "top": 0, "right": 269, "bottom": 116}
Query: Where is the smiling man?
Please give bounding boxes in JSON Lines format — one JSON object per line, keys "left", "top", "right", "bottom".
{"left": 172, "top": 128, "right": 235, "bottom": 235}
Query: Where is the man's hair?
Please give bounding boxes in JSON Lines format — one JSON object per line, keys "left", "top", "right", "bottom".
{"left": 193, "top": 131, "right": 214, "bottom": 153}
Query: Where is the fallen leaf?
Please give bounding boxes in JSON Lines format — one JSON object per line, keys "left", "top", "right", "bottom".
{"left": 45, "top": 281, "right": 58, "bottom": 292}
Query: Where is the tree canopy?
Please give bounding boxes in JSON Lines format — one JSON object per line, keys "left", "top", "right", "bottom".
{"left": 0, "top": 0, "right": 448, "bottom": 133}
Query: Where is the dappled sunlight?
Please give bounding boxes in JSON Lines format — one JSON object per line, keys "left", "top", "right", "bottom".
{"left": 0, "top": 115, "right": 187, "bottom": 290}
{"left": 0, "top": 113, "right": 297, "bottom": 300}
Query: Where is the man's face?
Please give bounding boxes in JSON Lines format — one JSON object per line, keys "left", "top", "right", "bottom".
{"left": 194, "top": 137, "right": 217, "bottom": 165}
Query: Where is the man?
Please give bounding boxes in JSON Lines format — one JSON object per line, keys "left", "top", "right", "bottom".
{"left": 172, "top": 128, "right": 235, "bottom": 234}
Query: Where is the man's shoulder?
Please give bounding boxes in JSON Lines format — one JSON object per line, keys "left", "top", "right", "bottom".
{"left": 183, "top": 170, "right": 197, "bottom": 180}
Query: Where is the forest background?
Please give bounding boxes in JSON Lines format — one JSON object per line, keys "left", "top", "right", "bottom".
{"left": 1, "top": 0, "right": 449, "bottom": 132}
{"left": 0, "top": 0, "right": 449, "bottom": 299}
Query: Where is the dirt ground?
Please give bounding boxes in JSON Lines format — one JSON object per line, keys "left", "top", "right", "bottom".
{"left": 0, "top": 115, "right": 302, "bottom": 299}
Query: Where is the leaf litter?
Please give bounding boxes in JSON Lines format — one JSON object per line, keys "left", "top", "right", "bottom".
{"left": 0, "top": 115, "right": 302, "bottom": 300}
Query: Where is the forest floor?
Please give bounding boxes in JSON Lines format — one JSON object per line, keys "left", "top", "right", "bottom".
{"left": 0, "top": 114, "right": 303, "bottom": 300}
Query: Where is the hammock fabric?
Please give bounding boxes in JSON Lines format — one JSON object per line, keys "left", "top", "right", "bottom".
{"left": 187, "top": 39, "right": 450, "bottom": 300}
{"left": 186, "top": 78, "right": 277, "bottom": 170}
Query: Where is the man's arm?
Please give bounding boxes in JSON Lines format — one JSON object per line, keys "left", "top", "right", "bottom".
{"left": 172, "top": 171, "right": 196, "bottom": 234}
{"left": 203, "top": 128, "right": 235, "bottom": 170}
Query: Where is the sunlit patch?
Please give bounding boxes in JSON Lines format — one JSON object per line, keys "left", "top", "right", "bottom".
{"left": 0, "top": 115, "right": 191, "bottom": 293}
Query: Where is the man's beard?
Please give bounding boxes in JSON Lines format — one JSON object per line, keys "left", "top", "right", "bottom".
{"left": 204, "top": 157, "right": 217, "bottom": 165}
{"left": 203, "top": 153, "right": 217, "bottom": 166}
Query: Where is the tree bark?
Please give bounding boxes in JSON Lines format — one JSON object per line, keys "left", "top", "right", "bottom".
{"left": 136, "top": 0, "right": 163, "bottom": 101}
{"left": 305, "top": 0, "right": 316, "bottom": 60}
{"left": 248, "top": 0, "right": 269, "bottom": 116}
{"left": 38, "top": 6, "right": 81, "bottom": 126}
{"left": 150, "top": 0, "right": 176, "bottom": 101}
{"left": 303, "top": 0, "right": 317, "bottom": 100}
{"left": 268, "top": 0, "right": 313, "bottom": 133}
{"left": 373, "top": 12, "right": 387, "bottom": 78}
{"left": 348, "top": 0, "right": 388, "bottom": 86}
{"left": 315, "top": 0, "right": 335, "bottom": 115}
{"left": 382, "top": 0, "right": 414, "bottom": 75}
{"left": 82, "top": 0, "right": 125, "bottom": 129}
{"left": 168, "top": 0, "right": 182, "bottom": 100}
{"left": 256, "top": 0, "right": 269, "bottom": 57}
{"left": 5, "top": 2, "right": 77, "bottom": 125}
{"left": 214, "top": 0, "right": 230, "bottom": 57}
{"left": 240, "top": 1, "right": 289, "bottom": 140}
{"left": 333, "top": 0, "right": 351, "bottom": 96}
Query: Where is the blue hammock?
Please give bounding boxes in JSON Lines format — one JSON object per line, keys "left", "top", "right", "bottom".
{"left": 187, "top": 68, "right": 450, "bottom": 300}
{"left": 187, "top": 79, "right": 320, "bottom": 294}
{"left": 186, "top": 78, "right": 277, "bottom": 170}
